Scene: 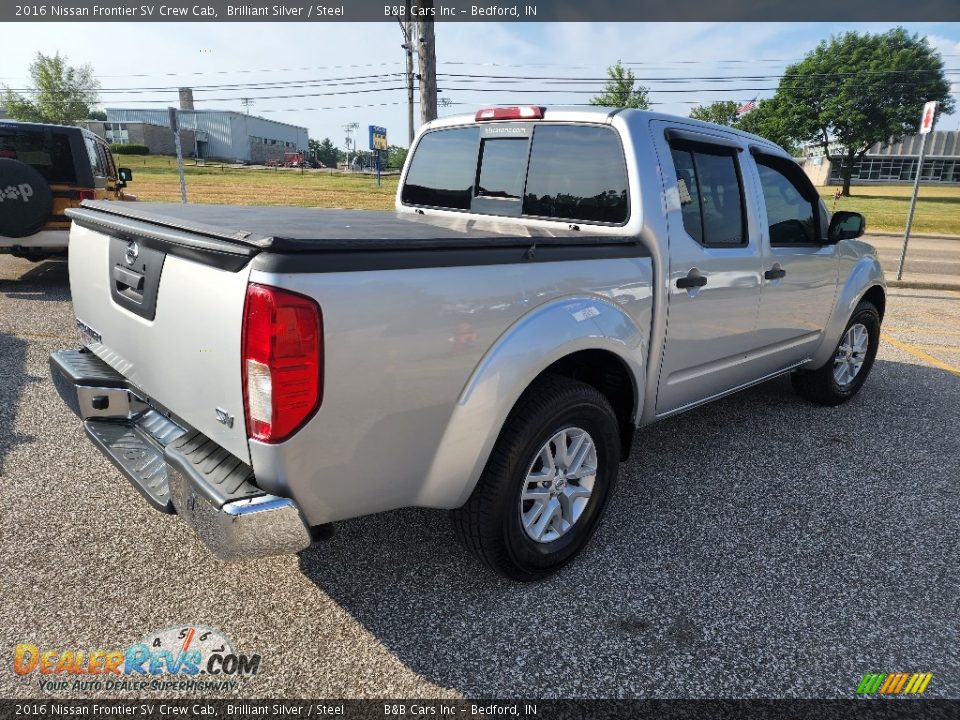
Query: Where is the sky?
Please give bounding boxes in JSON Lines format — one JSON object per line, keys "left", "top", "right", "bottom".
{"left": 3, "top": 21, "right": 959, "bottom": 148}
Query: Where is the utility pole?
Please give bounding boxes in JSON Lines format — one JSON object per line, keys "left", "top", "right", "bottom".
{"left": 168, "top": 107, "right": 187, "bottom": 204}
{"left": 240, "top": 97, "right": 254, "bottom": 115}
{"left": 417, "top": 2, "right": 437, "bottom": 125}
{"left": 343, "top": 122, "right": 359, "bottom": 170}
{"left": 397, "top": 1, "right": 415, "bottom": 145}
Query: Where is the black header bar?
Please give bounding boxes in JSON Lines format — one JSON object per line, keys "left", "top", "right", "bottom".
{"left": 3, "top": 0, "right": 959, "bottom": 22}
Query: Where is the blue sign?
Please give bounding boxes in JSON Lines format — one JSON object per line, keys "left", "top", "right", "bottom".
{"left": 368, "top": 125, "right": 388, "bottom": 151}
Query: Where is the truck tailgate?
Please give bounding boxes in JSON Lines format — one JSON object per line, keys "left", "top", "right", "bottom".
{"left": 67, "top": 221, "right": 252, "bottom": 462}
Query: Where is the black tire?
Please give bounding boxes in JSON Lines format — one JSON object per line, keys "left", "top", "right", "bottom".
{"left": 0, "top": 159, "right": 53, "bottom": 238}
{"left": 451, "top": 375, "right": 621, "bottom": 581}
{"left": 791, "top": 300, "right": 881, "bottom": 406}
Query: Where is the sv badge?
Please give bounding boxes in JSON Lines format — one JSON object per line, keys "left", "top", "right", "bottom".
{"left": 215, "top": 407, "right": 235, "bottom": 428}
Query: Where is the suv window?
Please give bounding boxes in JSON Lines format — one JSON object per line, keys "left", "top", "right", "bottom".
{"left": 755, "top": 155, "right": 819, "bottom": 244}
{"left": 523, "top": 125, "right": 628, "bottom": 224}
{"left": 98, "top": 138, "right": 117, "bottom": 178}
{"left": 669, "top": 142, "right": 746, "bottom": 247}
{"left": 85, "top": 136, "right": 108, "bottom": 180}
{"left": 0, "top": 127, "right": 77, "bottom": 184}
{"left": 401, "top": 126, "right": 479, "bottom": 210}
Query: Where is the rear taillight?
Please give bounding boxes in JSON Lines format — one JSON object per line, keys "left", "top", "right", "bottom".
{"left": 78, "top": 190, "right": 95, "bottom": 201}
{"left": 242, "top": 283, "right": 323, "bottom": 444}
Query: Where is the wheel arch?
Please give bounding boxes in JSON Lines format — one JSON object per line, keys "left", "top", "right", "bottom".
{"left": 809, "top": 254, "right": 886, "bottom": 369}
{"left": 534, "top": 349, "right": 638, "bottom": 462}
{"left": 416, "top": 295, "right": 648, "bottom": 509}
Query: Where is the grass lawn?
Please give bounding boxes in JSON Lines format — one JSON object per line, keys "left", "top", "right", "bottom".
{"left": 818, "top": 185, "right": 960, "bottom": 236}
{"left": 115, "top": 155, "right": 960, "bottom": 235}
{"left": 116, "top": 154, "right": 398, "bottom": 210}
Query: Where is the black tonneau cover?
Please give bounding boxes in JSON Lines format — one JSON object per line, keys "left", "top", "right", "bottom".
{"left": 70, "top": 201, "right": 634, "bottom": 253}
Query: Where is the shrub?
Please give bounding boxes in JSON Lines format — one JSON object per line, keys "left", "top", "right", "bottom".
{"left": 109, "top": 143, "right": 149, "bottom": 155}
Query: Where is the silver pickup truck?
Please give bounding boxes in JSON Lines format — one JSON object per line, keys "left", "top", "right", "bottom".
{"left": 50, "top": 106, "right": 885, "bottom": 580}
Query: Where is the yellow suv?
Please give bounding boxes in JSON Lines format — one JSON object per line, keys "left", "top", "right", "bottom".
{"left": 0, "top": 120, "right": 134, "bottom": 260}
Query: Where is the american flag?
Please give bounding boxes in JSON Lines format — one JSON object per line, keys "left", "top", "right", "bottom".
{"left": 737, "top": 97, "right": 758, "bottom": 115}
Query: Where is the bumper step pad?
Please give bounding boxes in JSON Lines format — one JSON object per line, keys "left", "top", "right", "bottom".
{"left": 85, "top": 420, "right": 173, "bottom": 512}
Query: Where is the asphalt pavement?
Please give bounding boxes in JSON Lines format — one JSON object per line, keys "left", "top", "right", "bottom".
{"left": 0, "top": 256, "right": 957, "bottom": 700}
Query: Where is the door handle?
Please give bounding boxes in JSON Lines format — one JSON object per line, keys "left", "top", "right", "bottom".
{"left": 764, "top": 266, "right": 787, "bottom": 280}
{"left": 112, "top": 264, "right": 144, "bottom": 292}
{"left": 676, "top": 273, "right": 708, "bottom": 289}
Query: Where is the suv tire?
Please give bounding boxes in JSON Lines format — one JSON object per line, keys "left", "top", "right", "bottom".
{"left": 0, "top": 159, "right": 53, "bottom": 238}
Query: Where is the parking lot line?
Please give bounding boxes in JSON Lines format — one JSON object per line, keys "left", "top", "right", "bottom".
{"left": 881, "top": 332, "right": 960, "bottom": 376}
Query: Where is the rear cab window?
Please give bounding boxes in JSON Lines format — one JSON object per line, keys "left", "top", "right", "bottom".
{"left": 0, "top": 125, "right": 77, "bottom": 184}
{"left": 401, "top": 123, "right": 629, "bottom": 225}
{"left": 668, "top": 140, "right": 747, "bottom": 247}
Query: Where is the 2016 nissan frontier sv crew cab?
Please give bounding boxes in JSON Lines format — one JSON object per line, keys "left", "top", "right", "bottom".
{"left": 50, "top": 106, "right": 885, "bottom": 581}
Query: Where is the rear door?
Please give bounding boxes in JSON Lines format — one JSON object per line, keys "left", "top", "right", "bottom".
{"left": 748, "top": 150, "right": 839, "bottom": 375}
{"left": 653, "top": 124, "right": 765, "bottom": 415}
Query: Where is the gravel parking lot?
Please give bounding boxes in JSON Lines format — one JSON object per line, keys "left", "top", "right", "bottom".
{"left": 0, "top": 255, "right": 957, "bottom": 699}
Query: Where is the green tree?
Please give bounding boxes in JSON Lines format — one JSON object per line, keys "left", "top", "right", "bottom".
{"left": 689, "top": 100, "right": 740, "bottom": 127}
{"left": 590, "top": 62, "right": 650, "bottom": 110}
{"left": 687, "top": 99, "right": 798, "bottom": 154}
{"left": 386, "top": 145, "right": 408, "bottom": 169}
{"left": 734, "top": 98, "right": 799, "bottom": 155}
{"left": 88, "top": 109, "right": 107, "bottom": 121}
{"left": 766, "top": 28, "right": 953, "bottom": 195}
{"left": 308, "top": 137, "right": 339, "bottom": 168}
{"left": 1, "top": 52, "right": 100, "bottom": 125}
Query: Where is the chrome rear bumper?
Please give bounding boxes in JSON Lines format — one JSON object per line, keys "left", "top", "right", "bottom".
{"left": 50, "top": 348, "right": 312, "bottom": 560}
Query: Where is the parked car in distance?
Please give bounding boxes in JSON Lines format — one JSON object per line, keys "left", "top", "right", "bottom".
{"left": 0, "top": 120, "right": 134, "bottom": 260}
{"left": 51, "top": 106, "right": 884, "bottom": 581}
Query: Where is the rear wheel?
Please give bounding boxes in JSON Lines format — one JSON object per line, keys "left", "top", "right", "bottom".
{"left": 451, "top": 375, "right": 620, "bottom": 581}
{"left": 791, "top": 300, "right": 880, "bottom": 406}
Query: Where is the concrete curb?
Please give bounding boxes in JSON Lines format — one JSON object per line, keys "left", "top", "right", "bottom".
{"left": 866, "top": 232, "right": 960, "bottom": 241}
{"left": 888, "top": 280, "right": 960, "bottom": 292}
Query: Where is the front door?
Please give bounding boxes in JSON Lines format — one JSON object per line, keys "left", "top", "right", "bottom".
{"left": 654, "top": 126, "right": 765, "bottom": 416}
{"left": 749, "top": 151, "right": 839, "bottom": 376}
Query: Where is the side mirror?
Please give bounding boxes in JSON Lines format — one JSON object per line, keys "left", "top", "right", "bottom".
{"left": 828, "top": 211, "right": 865, "bottom": 243}
{"left": 118, "top": 167, "right": 133, "bottom": 183}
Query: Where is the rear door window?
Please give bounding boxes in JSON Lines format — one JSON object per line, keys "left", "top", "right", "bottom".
{"left": 523, "top": 125, "right": 629, "bottom": 224}
{"left": 0, "top": 126, "right": 77, "bottom": 184}
{"left": 668, "top": 142, "right": 746, "bottom": 247}
{"left": 400, "top": 126, "right": 479, "bottom": 210}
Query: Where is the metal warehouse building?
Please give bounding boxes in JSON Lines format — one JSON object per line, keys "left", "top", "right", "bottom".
{"left": 103, "top": 107, "right": 309, "bottom": 163}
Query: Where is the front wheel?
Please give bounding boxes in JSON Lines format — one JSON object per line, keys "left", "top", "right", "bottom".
{"left": 451, "top": 375, "right": 621, "bottom": 581}
{"left": 791, "top": 300, "right": 881, "bottom": 406}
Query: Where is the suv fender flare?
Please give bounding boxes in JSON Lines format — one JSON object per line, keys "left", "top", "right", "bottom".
{"left": 417, "top": 294, "right": 648, "bottom": 509}
{"left": 810, "top": 252, "right": 885, "bottom": 370}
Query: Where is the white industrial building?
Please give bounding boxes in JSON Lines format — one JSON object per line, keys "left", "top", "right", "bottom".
{"left": 104, "top": 89, "right": 308, "bottom": 163}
